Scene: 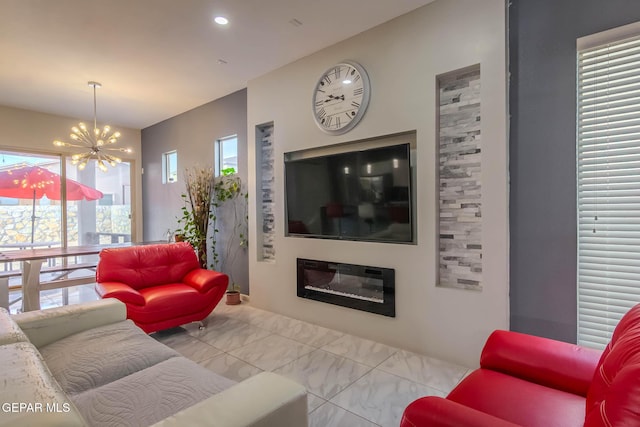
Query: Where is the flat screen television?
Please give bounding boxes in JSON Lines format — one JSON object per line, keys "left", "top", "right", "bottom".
{"left": 285, "top": 143, "right": 413, "bottom": 243}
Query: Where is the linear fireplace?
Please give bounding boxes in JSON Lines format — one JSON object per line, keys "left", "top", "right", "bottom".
{"left": 296, "top": 258, "right": 395, "bottom": 317}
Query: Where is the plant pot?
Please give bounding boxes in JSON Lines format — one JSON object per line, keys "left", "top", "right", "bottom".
{"left": 226, "top": 290, "right": 241, "bottom": 305}
{"left": 174, "top": 234, "right": 185, "bottom": 242}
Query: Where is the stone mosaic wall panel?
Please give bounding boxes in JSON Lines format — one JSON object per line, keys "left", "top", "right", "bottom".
{"left": 259, "top": 124, "right": 275, "bottom": 262}
{"left": 438, "top": 66, "right": 482, "bottom": 290}
{"left": 0, "top": 205, "right": 130, "bottom": 245}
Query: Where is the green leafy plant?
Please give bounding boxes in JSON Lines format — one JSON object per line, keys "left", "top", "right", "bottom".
{"left": 176, "top": 167, "right": 215, "bottom": 268}
{"left": 176, "top": 166, "right": 246, "bottom": 273}
{"left": 210, "top": 167, "right": 246, "bottom": 276}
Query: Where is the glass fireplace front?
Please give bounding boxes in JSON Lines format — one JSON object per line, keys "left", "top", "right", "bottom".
{"left": 296, "top": 258, "right": 395, "bottom": 317}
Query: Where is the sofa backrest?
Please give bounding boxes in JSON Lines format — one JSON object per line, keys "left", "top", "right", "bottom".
{"left": 584, "top": 303, "right": 640, "bottom": 427}
{"left": 96, "top": 242, "right": 200, "bottom": 290}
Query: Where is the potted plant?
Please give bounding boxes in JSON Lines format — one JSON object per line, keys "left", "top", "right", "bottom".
{"left": 176, "top": 167, "right": 215, "bottom": 268}
{"left": 176, "top": 167, "right": 246, "bottom": 272}
{"left": 212, "top": 168, "right": 247, "bottom": 305}
{"left": 225, "top": 284, "right": 241, "bottom": 305}
{"left": 210, "top": 168, "right": 245, "bottom": 270}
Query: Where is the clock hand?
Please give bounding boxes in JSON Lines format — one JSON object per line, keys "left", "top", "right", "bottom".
{"left": 324, "top": 94, "right": 345, "bottom": 103}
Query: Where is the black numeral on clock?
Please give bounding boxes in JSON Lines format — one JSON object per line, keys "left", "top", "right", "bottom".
{"left": 317, "top": 108, "right": 326, "bottom": 119}
{"left": 353, "top": 88, "right": 363, "bottom": 96}
{"left": 351, "top": 101, "right": 360, "bottom": 108}
{"left": 335, "top": 117, "right": 341, "bottom": 128}
{"left": 323, "top": 75, "right": 332, "bottom": 85}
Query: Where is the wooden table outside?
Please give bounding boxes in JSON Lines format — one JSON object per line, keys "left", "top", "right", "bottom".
{"left": 0, "top": 242, "right": 163, "bottom": 312}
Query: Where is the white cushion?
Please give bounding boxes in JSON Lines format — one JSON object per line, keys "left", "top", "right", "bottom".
{"left": 0, "top": 342, "right": 86, "bottom": 427}
{"left": 0, "top": 308, "right": 28, "bottom": 346}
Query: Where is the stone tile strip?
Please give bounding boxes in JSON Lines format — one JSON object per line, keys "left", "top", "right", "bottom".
{"left": 259, "top": 124, "right": 276, "bottom": 262}
{"left": 438, "top": 66, "right": 482, "bottom": 290}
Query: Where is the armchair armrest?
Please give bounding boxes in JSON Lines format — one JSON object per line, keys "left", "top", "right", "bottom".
{"left": 96, "top": 282, "right": 145, "bottom": 306}
{"left": 401, "top": 396, "right": 521, "bottom": 427}
{"left": 183, "top": 269, "right": 228, "bottom": 294}
{"left": 480, "top": 330, "right": 602, "bottom": 396}
{"left": 12, "top": 299, "right": 127, "bottom": 349}
{"left": 150, "top": 372, "right": 307, "bottom": 427}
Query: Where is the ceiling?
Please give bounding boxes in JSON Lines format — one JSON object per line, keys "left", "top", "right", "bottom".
{"left": 0, "top": 0, "right": 435, "bottom": 130}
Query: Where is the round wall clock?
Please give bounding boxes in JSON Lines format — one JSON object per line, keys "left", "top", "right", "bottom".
{"left": 312, "top": 61, "right": 370, "bottom": 135}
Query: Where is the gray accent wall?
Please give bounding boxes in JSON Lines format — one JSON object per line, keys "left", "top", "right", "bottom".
{"left": 141, "top": 89, "right": 248, "bottom": 293}
{"left": 509, "top": 0, "right": 640, "bottom": 342}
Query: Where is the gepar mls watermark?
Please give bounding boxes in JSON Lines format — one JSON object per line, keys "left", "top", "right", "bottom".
{"left": 1, "top": 402, "right": 71, "bottom": 413}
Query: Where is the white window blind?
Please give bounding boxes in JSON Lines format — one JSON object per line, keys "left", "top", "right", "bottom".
{"left": 577, "top": 33, "right": 640, "bottom": 349}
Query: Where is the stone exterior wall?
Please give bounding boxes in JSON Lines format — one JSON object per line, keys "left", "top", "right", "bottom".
{"left": 438, "top": 66, "right": 482, "bottom": 290}
{"left": 0, "top": 205, "right": 130, "bottom": 246}
{"left": 259, "top": 124, "right": 276, "bottom": 262}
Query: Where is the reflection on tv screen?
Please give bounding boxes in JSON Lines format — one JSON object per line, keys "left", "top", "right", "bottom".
{"left": 285, "top": 143, "right": 412, "bottom": 243}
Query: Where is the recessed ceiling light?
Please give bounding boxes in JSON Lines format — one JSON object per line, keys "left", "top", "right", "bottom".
{"left": 214, "top": 16, "right": 229, "bottom": 25}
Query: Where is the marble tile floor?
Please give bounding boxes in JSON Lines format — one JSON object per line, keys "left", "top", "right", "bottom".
{"left": 158, "top": 302, "right": 471, "bottom": 427}
{"left": 9, "top": 284, "right": 471, "bottom": 427}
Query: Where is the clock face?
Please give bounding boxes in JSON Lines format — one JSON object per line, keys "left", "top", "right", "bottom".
{"left": 312, "top": 61, "right": 370, "bottom": 135}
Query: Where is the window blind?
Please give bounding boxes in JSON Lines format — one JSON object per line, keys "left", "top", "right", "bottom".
{"left": 577, "top": 34, "right": 640, "bottom": 349}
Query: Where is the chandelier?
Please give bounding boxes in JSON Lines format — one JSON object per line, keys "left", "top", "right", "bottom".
{"left": 53, "top": 81, "right": 131, "bottom": 172}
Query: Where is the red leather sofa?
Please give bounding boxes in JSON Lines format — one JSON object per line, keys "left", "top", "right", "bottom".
{"left": 401, "top": 303, "right": 640, "bottom": 427}
{"left": 95, "top": 242, "right": 228, "bottom": 333}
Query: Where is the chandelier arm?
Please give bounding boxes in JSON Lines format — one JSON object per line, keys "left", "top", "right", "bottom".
{"left": 74, "top": 133, "right": 93, "bottom": 146}
{"left": 103, "top": 146, "right": 130, "bottom": 153}
{"left": 103, "top": 153, "right": 122, "bottom": 162}
{"left": 73, "top": 152, "right": 92, "bottom": 160}
{"left": 56, "top": 141, "right": 86, "bottom": 149}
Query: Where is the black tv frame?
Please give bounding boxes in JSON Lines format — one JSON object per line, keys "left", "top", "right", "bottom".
{"left": 284, "top": 136, "right": 415, "bottom": 244}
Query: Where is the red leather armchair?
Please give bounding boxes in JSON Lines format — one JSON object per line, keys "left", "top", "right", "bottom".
{"left": 401, "top": 303, "right": 640, "bottom": 427}
{"left": 95, "top": 242, "right": 228, "bottom": 333}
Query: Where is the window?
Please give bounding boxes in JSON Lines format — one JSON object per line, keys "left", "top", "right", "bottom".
{"left": 0, "top": 149, "right": 133, "bottom": 249}
{"left": 67, "top": 159, "right": 132, "bottom": 245}
{"left": 215, "top": 135, "right": 238, "bottom": 176}
{"left": 162, "top": 151, "right": 178, "bottom": 183}
{"left": 0, "top": 151, "right": 62, "bottom": 248}
{"left": 577, "top": 26, "right": 640, "bottom": 348}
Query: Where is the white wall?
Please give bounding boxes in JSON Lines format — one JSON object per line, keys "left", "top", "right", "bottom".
{"left": 247, "top": 0, "right": 508, "bottom": 367}
{"left": 0, "top": 105, "right": 143, "bottom": 241}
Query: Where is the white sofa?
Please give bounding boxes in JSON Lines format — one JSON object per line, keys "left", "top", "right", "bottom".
{"left": 0, "top": 299, "right": 308, "bottom": 427}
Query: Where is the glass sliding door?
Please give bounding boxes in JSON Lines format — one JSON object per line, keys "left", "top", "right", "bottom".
{"left": 0, "top": 151, "right": 133, "bottom": 248}
{"left": 0, "top": 150, "right": 63, "bottom": 250}
{"left": 0, "top": 149, "right": 133, "bottom": 313}
{"left": 65, "top": 158, "right": 132, "bottom": 246}
{"left": 0, "top": 150, "right": 64, "bottom": 312}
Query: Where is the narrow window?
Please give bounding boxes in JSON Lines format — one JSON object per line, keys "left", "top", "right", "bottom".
{"left": 162, "top": 151, "right": 177, "bottom": 184}
{"left": 215, "top": 135, "right": 238, "bottom": 176}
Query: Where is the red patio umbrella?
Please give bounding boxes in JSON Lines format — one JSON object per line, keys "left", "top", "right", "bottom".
{"left": 0, "top": 165, "right": 103, "bottom": 243}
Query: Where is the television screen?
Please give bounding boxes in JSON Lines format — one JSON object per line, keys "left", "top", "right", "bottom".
{"left": 285, "top": 143, "right": 412, "bottom": 243}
